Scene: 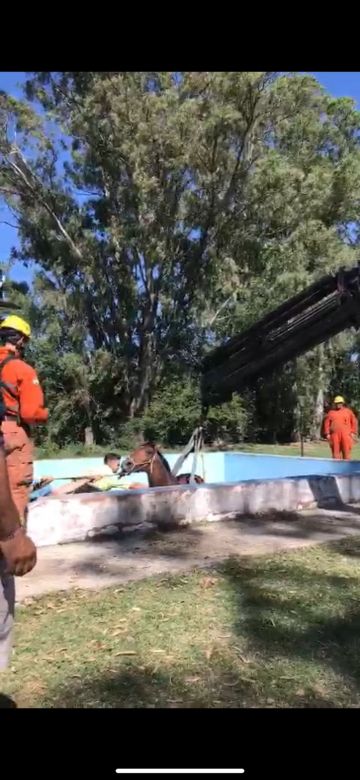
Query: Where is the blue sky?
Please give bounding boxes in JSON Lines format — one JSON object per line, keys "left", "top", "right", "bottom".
{"left": 1, "top": 71, "right": 360, "bottom": 287}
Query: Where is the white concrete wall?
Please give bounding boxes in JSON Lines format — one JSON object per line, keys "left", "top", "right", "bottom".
{"left": 27, "top": 473, "right": 360, "bottom": 548}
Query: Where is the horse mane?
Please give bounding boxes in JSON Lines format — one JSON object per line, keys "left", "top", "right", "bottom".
{"left": 157, "top": 449, "right": 171, "bottom": 473}
{"left": 141, "top": 442, "right": 171, "bottom": 473}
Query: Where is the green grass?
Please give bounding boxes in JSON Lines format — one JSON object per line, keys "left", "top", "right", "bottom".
{"left": 34, "top": 442, "right": 114, "bottom": 460}
{"left": 233, "top": 440, "right": 359, "bottom": 458}
{"left": 209, "top": 439, "right": 360, "bottom": 459}
{"left": 4, "top": 538, "right": 360, "bottom": 707}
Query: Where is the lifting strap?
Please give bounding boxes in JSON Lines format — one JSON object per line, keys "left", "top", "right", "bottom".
{"left": 189, "top": 426, "right": 204, "bottom": 484}
{"left": 171, "top": 425, "right": 204, "bottom": 481}
{"left": 0, "top": 355, "right": 19, "bottom": 421}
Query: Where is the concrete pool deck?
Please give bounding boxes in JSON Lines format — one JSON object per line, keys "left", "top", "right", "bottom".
{"left": 27, "top": 470, "right": 360, "bottom": 547}
{"left": 17, "top": 504, "right": 360, "bottom": 602}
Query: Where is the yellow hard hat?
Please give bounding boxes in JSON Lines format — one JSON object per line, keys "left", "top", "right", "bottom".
{"left": 334, "top": 395, "right": 345, "bottom": 404}
{"left": 0, "top": 315, "right": 31, "bottom": 338}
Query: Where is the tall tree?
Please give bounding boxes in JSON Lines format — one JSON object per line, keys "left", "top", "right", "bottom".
{"left": 1, "top": 73, "right": 360, "bottom": 444}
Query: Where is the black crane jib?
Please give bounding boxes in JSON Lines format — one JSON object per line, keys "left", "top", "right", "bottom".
{"left": 201, "top": 264, "right": 360, "bottom": 407}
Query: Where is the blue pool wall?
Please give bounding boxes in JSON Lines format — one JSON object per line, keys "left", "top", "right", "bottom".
{"left": 224, "top": 452, "right": 360, "bottom": 482}
{"left": 32, "top": 451, "right": 360, "bottom": 498}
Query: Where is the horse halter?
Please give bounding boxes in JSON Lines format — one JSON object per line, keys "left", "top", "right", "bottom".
{"left": 120, "top": 448, "right": 158, "bottom": 477}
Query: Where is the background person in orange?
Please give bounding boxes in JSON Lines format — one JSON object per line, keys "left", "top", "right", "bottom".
{"left": 323, "top": 395, "right": 358, "bottom": 460}
{"left": 0, "top": 315, "right": 48, "bottom": 524}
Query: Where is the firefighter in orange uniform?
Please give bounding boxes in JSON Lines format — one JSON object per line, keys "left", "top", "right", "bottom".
{"left": 0, "top": 316, "right": 48, "bottom": 524}
{"left": 323, "top": 395, "right": 358, "bottom": 460}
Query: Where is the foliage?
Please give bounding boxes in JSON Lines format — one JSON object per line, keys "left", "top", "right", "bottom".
{"left": 141, "top": 378, "right": 249, "bottom": 447}
{"left": 204, "top": 394, "right": 250, "bottom": 445}
{"left": 141, "top": 379, "right": 200, "bottom": 446}
{"left": 2, "top": 72, "right": 360, "bottom": 447}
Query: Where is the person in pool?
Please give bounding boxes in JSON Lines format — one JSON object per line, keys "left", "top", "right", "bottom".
{"left": 30, "top": 453, "right": 143, "bottom": 499}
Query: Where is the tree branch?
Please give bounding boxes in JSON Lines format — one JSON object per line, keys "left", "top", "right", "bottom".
{"left": 207, "top": 295, "right": 235, "bottom": 328}
{"left": 0, "top": 219, "right": 18, "bottom": 229}
{"left": 6, "top": 146, "right": 83, "bottom": 260}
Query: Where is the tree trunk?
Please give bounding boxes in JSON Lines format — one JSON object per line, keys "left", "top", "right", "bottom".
{"left": 311, "top": 345, "right": 325, "bottom": 440}
{"left": 312, "top": 386, "right": 324, "bottom": 439}
{"left": 135, "top": 311, "right": 157, "bottom": 414}
{"left": 84, "top": 426, "right": 94, "bottom": 446}
{"left": 128, "top": 398, "right": 137, "bottom": 419}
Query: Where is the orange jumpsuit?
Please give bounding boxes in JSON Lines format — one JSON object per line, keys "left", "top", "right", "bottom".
{"left": 323, "top": 406, "right": 358, "bottom": 460}
{"left": 0, "top": 346, "right": 48, "bottom": 522}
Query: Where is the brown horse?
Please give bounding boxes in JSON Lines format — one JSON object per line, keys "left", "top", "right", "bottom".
{"left": 120, "top": 442, "right": 204, "bottom": 488}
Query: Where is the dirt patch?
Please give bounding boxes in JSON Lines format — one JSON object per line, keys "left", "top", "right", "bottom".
{"left": 16, "top": 505, "right": 360, "bottom": 602}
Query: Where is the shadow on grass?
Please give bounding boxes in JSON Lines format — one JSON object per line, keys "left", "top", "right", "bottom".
{"left": 43, "top": 542, "right": 360, "bottom": 709}
{"left": 45, "top": 660, "right": 340, "bottom": 709}
{"left": 220, "top": 553, "right": 360, "bottom": 697}
{"left": 47, "top": 666, "right": 222, "bottom": 708}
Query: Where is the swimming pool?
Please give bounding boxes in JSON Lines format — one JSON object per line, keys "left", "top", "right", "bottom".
{"left": 32, "top": 450, "right": 360, "bottom": 497}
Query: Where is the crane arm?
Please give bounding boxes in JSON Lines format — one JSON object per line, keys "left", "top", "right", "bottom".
{"left": 201, "top": 264, "right": 360, "bottom": 406}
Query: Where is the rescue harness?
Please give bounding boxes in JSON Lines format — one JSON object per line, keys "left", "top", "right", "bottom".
{"left": 171, "top": 425, "right": 205, "bottom": 483}
{"left": 0, "top": 354, "right": 20, "bottom": 424}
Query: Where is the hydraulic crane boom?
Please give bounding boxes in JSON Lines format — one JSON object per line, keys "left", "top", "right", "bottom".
{"left": 201, "top": 264, "right": 360, "bottom": 407}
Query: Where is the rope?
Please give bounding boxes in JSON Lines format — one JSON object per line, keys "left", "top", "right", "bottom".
{"left": 200, "top": 449, "right": 206, "bottom": 481}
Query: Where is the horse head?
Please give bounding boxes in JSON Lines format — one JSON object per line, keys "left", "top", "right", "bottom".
{"left": 120, "top": 442, "right": 204, "bottom": 486}
{"left": 120, "top": 442, "right": 168, "bottom": 476}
